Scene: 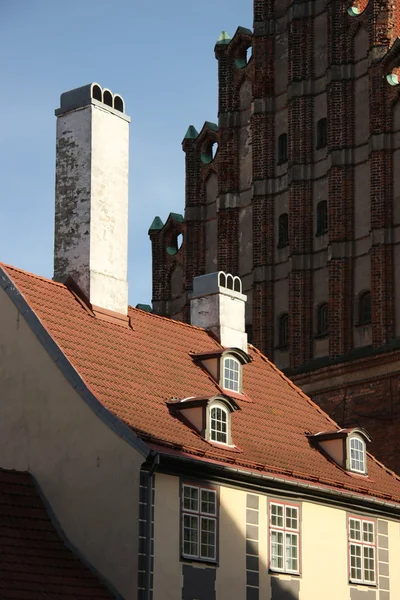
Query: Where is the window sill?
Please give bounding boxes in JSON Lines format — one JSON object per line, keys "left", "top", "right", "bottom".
{"left": 316, "top": 144, "right": 327, "bottom": 151}
{"left": 314, "top": 331, "right": 329, "bottom": 340}
{"left": 355, "top": 322, "right": 372, "bottom": 328}
{"left": 277, "top": 159, "right": 288, "bottom": 166}
{"left": 269, "top": 569, "right": 300, "bottom": 577}
{"left": 181, "top": 555, "right": 218, "bottom": 566}
{"left": 315, "top": 231, "right": 328, "bottom": 238}
{"left": 277, "top": 242, "right": 289, "bottom": 249}
{"left": 349, "top": 580, "right": 376, "bottom": 588}
{"left": 275, "top": 343, "right": 289, "bottom": 350}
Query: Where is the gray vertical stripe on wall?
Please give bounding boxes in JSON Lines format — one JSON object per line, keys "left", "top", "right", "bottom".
{"left": 246, "top": 494, "right": 259, "bottom": 600}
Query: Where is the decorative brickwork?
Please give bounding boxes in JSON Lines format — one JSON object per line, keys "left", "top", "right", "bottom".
{"left": 149, "top": 1, "right": 400, "bottom": 472}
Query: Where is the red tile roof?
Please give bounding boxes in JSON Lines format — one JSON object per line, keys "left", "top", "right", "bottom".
{"left": 3, "top": 263, "right": 400, "bottom": 504}
{"left": 0, "top": 468, "right": 114, "bottom": 599}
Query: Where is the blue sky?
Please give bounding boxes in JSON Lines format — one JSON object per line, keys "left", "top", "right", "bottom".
{"left": 0, "top": 0, "right": 251, "bottom": 306}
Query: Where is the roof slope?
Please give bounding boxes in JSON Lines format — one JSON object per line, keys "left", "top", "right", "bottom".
{"left": 0, "top": 468, "right": 114, "bottom": 599}
{"left": 3, "top": 263, "right": 400, "bottom": 504}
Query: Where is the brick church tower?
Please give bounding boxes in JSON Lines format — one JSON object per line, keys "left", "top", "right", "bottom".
{"left": 149, "top": 1, "right": 400, "bottom": 472}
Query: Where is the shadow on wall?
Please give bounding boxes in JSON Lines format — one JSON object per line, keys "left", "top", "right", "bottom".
{"left": 179, "top": 487, "right": 301, "bottom": 600}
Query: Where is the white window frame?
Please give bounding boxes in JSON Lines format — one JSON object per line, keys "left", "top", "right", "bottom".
{"left": 269, "top": 501, "right": 300, "bottom": 574}
{"left": 348, "top": 435, "right": 367, "bottom": 474}
{"left": 348, "top": 516, "right": 376, "bottom": 585}
{"left": 222, "top": 356, "right": 241, "bottom": 393}
{"left": 181, "top": 483, "right": 217, "bottom": 562}
{"left": 208, "top": 402, "right": 230, "bottom": 445}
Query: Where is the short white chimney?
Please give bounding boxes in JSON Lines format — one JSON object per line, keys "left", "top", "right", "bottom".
{"left": 54, "top": 83, "right": 130, "bottom": 315}
{"left": 190, "top": 271, "right": 248, "bottom": 351}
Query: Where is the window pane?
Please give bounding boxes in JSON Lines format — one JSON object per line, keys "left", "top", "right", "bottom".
{"left": 201, "top": 489, "right": 216, "bottom": 516}
{"left": 285, "top": 533, "right": 298, "bottom": 572}
{"left": 183, "top": 485, "right": 199, "bottom": 512}
{"left": 271, "top": 504, "right": 284, "bottom": 528}
{"left": 363, "top": 521, "right": 374, "bottom": 544}
{"left": 223, "top": 358, "right": 240, "bottom": 392}
{"left": 350, "top": 543, "right": 362, "bottom": 580}
{"left": 200, "top": 517, "right": 216, "bottom": 560}
{"left": 364, "top": 546, "right": 375, "bottom": 582}
{"left": 210, "top": 406, "right": 228, "bottom": 443}
{"left": 350, "top": 438, "right": 365, "bottom": 473}
{"left": 183, "top": 514, "right": 198, "bottom": 556}
{"left": 270, "top": 530, "right": 284, "bottom": 570}
{"left": 349, "top": 519, "right": 361, "bottom": 541}
{"left": 285, "top": 506, "right": 298, "bottom": 530}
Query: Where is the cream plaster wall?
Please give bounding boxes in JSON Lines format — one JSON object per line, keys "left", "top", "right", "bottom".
{"left": 153, "top": 473, "right": 182, "bottom": 600}
{"left": 217, "top": 485, "right": 247, "bottom": 600}
{"left": 0, "top": 287, "right": 144, "bottom": 599}
{"left": 300, "top": 502, "right": 349, "bottom": 598}
{"left": 388, "top": 519, "right": 400, "bottom": 597}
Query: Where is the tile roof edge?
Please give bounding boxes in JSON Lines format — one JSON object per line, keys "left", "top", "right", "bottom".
{"left": 0, "top": 262, "right": 67, "bottom": 288}
{"left": 0, "top": 264, "right": 151, "bottom": 459}
{"left": 151, "top": 444, "right": 400, "bottom": 508}
{"left": 0, "top": 262, "right": 223, "bottom": 340}
{"left": 30, "top": 471, "right": 121, "bottom": 599}
{"left": 129, "top": 304, "right": 224, "bottom": 337}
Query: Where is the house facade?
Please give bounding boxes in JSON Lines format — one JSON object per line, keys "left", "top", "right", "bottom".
{"left": 148, "top": 0, "right": 400, "bottom": 474}
{"left": 2, "top": 81, "right": 400, "bottom": 600}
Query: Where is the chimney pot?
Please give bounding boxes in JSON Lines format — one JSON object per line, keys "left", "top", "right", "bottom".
{"left": 190, "top": 271, "right": 248, "bottom": 351}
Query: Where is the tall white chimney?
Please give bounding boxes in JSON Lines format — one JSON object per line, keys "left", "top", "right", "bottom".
{"left": 54, "top": 83, "right": 130, "bottom": 315}
{"left": 190, "top": 272, "right": 248, "bottom": 352}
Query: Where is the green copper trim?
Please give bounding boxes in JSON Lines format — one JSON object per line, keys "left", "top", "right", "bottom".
{"left": 236, "top": 26, "right": 253, "bottom": 36}
{"left": 148, "top": 216, "right": 164, "bottom": 232}
{"left": 205, "top": 121, "right": 218, "bottom": 132}
{"left": 216, "top": 31, "right": 231, "bottom": 45}
{"left": 169, "top": 212, "right": 184, "bottom": 223}
{"left": 136, "top": 304, "right": 152, "bottom": 313}
{"left": 184, "top": 125, "right": 199, "bottom": 140}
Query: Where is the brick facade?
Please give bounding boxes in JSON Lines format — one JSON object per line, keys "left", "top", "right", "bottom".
{"left": 149, "top": 0, "right": 400, "bottom": 473}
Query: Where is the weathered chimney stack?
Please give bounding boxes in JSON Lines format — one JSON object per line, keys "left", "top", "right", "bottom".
{"left": 54, "top": 83, "right": 130, "bottom": 315}
{"left": 190, "top": 272, "right": 248, "bottom": 352}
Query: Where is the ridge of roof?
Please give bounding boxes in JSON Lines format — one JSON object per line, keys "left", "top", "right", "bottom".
{"left": 0, "top": 262, "right": 66, "bottom": 288}
{"left": 0, "top": 262, "right": 222, "bottom": 338}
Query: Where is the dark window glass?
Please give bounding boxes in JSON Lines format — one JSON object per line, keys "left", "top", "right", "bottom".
{"left": 278, "top": 134, "right": 288, "bottom": 164}
{"left": 317, "top": 118, "right": 327, "bottom": 149}
{"left": 359, "top": 291, "right": 372, "bottom": 325}
{"left": 316, "top": 201, "right": 328, "bottom": 236}
{"left": 317, "top": 303, "right": 329, "bottom": 335}
{"left": 278, "top": 213, "right": 289, "bottom": 247}
{"left": 279, "top": 314, "right": 289, "bottom": 346}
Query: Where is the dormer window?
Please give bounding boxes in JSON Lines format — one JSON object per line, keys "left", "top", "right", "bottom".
{"left": 309, "top": 427, "right": 371, "bottom": 475}
{"left": 191, "top": 348, "right": 251, "bottom": 396}
{"left": 223, "top": 356, "right": 240, "bottom": 392}
{"left": 168, "top": 394, "right": 240, "bottom": 448}
{"left": 209, "top": 402, "right": 229, "bottom": 444}
{"left": 349, "top": 435, "right": 366, "bottom": 474}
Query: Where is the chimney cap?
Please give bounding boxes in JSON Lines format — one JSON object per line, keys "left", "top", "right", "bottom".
{"left": 55, "top": 83, "right": 130, "bottom": 121}
{"left": 192, "top": 271, "right": 245, "bottom": 300}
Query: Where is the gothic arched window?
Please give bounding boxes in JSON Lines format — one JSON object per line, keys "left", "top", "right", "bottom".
{"left": 316, "top": 118, "right": 327, "bottom": 149}
{"left": 278, "top": 133, "right": 288, "bottom": 164}
{"left": 278, "top": 213, "right": 289, "bottom": 247}
{"left": 359, "top": 291, "right": 372, "bottom": 325}
{"left": 279, "top": 314, "right": 289, "bottom": 347}
{"left": 316, "top": 201, "right": 328, "bottom": 236}
{"left": 317, "top": 303, "right": 329, "bottom": 335}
